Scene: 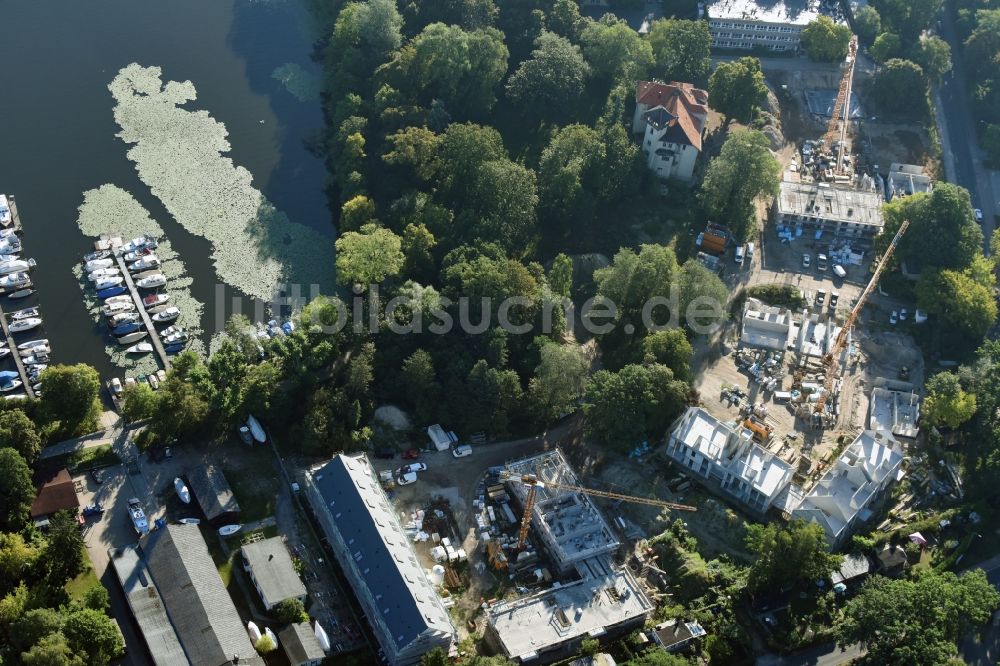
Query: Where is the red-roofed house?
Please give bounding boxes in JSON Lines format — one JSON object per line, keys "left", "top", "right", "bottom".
{"left": 29, "top": 468, "right": 79, "bottom": 528}
{"left": 633, "top": 81, "right": 709, "bottom": 182}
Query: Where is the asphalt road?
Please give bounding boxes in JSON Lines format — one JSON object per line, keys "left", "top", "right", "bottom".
{"left": 936, "top": 8, "right": 998, "bottom": 250}
{"left": 756, "top": 641, "right": 864, "bottom": 666}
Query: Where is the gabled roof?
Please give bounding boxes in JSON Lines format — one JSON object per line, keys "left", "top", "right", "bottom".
{"left": 141, "top": 524, "right": 262, "bottom": 666}
{"left": 187, "top": 464, "right": 240, "bottom": 521}
{"left": 308, "top": 455, "right": 454, "bottom": 653}
{"left": 30, "top": 468, "right": 79, "bottom": 518}
{"left": 242, "top": 537, "right": 307, "bottom": 606}
{"left": 278, "top": 622, "right": 326, "bottom": 665}
{"left": 636, "top": 81, "right": 709, "bottom": 150}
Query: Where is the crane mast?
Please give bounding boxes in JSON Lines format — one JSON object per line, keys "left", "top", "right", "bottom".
{"left": 504, "top": 472, "right": 697, "bottom": 551}
{"left": 823, "top": 35, "right": 858, "bottom": 177}
{"left": 813, "top": 220, "right": 910, "bottom": 417}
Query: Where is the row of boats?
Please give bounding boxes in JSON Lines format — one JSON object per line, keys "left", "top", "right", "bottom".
{"left": 82, "top": 235, "right": 188, "bottom": 352}
{"left": 0, "top": 207, "right": 49, "bottom": 398}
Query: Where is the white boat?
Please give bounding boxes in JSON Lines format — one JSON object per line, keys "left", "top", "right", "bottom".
{"left": 105, "top": 294, "right": 132, "bottom": 305}
{"left": 93, "top": 276, "right": 124, "bottom": 290}
{"left": 125, "top": 342, "right": 153, "bottom": 354}
{"left": 116, "top": 331, "right": 148, "bottom": 345}
{"left": 109, "top": 312, "right": 141, "bottom": 327}
{"left": 0, "top": 258, "right": 34, "bottom": 275}
{"left": 109, "top": 377, "right": 123, "bottom": 395}
{"left": 147, "top": 373, "right": 160, "bottom": 390}
{"left": 128, "top": 255, "right": 160, "bottom": 272}
{"left": 27, "top": 368, "right": 46, "bottom": 382}
{"left": 164, "top": 331, "right": 188, "bottom": 344}
{"left": 174, "top": 477, "right": 191, "bottom": 504}
{"left": 218, "top": 524, "right": 242, "bottom": 536}
{"left": 0, "top": 195, "right": 10, "bottom": 226}
{"left": 5, "top": 287, "right": 34, "bottom": 299}
{"left": 123, "top": 247, "right": 153, "bottom": 262}
{"left": 18, "top": 344, "right": 49, "bottom": 357}
{"left": 87, "top": 267, "right": 121, "bottom": 281}
{"left": 23, "top": 354, "right": 49, "bottom": 366}
{"left": 179, "top": 517, "right": 200, "bottom": 525}
{"left": 0, "top": 272, "right": 30, "bottom": 289}
{"left": 264, "top": 628, "right": 277, "bottom": 647}
{"left": 151, "top": 307, "right": 180, "bottom": 323}
{"left": 119, "top": 236, "right": 158, "bottom": 255}
{"left": 127, "top": 498, "right": 149, "bottom": 536}
{"left": 85, "top": 258, "right": 114, "bottom": 272}
{"left": 0, "top": 379, "right": 22, "bottom": 392}
{"left": 102, "top": 301, "right": 135, "bottom": 317}
{"left": 16, "top": 338, "right": 47, "bottom": 350}
{"left": 136, "top": 273, "right": 166, "bottom": 289}
{"left": 11, "top": 306, "right": 38, "bottom": 320}
{"left": 246, "top": 415, "right": 266, "bottom": 444}
{"left": 0, "top": 348, "right": 9, "bottom": 359}
{"left": 143, "top": 293, "right": 169, "bottom": 309}
{"left": 247, "top": 621, "right": 262, "bottom": 643}
{"left": 9, "top": 317, "right": 41, "bottom": 333}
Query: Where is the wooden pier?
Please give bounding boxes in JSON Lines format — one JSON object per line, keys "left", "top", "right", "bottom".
{"left": 112, "top": 252, "right": 171, "bottom": 370}
{"left": 0, "top": 196, "right": 35, "bottom": 399}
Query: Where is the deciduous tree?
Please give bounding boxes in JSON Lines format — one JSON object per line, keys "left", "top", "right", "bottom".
{"left": 506, "top": 31, "right": 590, "bottom": 119}
{"left": 0, "top": 447, "right": 33, "bottom": 532}
{"left": 855, "top": 5, "right": 882, "bottom": 45}
{"left": 38, "top": 364, "right": 101, "bottom": 438}
{"left": 0, "top": 409, "right": 41, "bottom": 463}
{"left": 584, "top": 364, "right": 687, "bottom": 450}
{"left": 642, "top": 329, "right": 693, "bottom": 382}
{"left": 120, "top": 384, "right": 157, "bottom": 423}
{"left": 871, "top": 32, "right": 902, "bottom": 63}
{"left": 745, "top": 520, "right": 843, "bottom": 592}
{"left": 580, "top": 15, "right": 653, "bottom": 81}
{"left": 871, "top": 59, "right": 926, "bottom": 115}
{"left": 336, "top": 223, "right": 405, "bottom": 285}
{"left": 43, "top": 510, "right": 86, "bottom": 586}
{"left": 63, "top": 609, "right": 125, "bottom": 666}
{"left": 700, "top": 129, "right": 780, "bottom": 241}
{"left": 911, "top": 35, "right": 952, "bottom": 83}
{"left": 548, "top": 254, "right": 573, "bottom": 298}
{"left": 528, "top": 341, "right": 589, "bottom": 423}
{"left": 801, "top": 16, "right": 852, "bottom": 62}
{"left": 708, "top": 57, "right": 767, "bottom": 124}
{"left": 646, "top": 19, "right": 712, "bottom": 84}
{"left": 272, "top": 598, "right": 308, "bottom": 624}
{"left": 837, "top": 569, "right": 999, "bottom": 665}
{"left": 537, "top": 124, "right": 606, "bottom": 233}
{"left": 21, "top": 632, "right": 85, "bottom": 666}
{"left": 923, "top": 372, "right": 977, "bottom": 429}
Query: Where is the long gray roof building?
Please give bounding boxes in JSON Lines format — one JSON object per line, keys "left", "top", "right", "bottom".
{"left": 304, "top": 454, "right": 455, "bottom": 666}
{"left": 141, "top": 524, "right": 263, "bottom": 666}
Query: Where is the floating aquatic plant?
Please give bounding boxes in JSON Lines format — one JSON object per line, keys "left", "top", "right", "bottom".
{"left": 271, "top": 63, "right": 321, "bottom": 102}
{"left": 108, "top": 64, "right": 335, "bottom": 302}
{"left": 74, "top": 184, "right": 206, "bottom": 374}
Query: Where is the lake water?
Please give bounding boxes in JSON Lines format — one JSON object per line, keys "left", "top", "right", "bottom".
{"left": 0, "top": 0, "right": 331, "bottom": 379}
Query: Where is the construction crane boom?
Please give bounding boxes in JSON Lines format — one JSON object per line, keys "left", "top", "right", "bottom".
{"left": 813, "top": 219, "right": 910, "bottom": 415}
{"left": 502, "top": 472, "right": 697, "bottom": 551}
{"left": 823, "top": 35, "right": 858, "bottom": 177}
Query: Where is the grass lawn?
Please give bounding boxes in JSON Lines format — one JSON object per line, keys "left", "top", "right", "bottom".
{"left": 70, "top": 444, "right": 121, "bottom": 469}
{"left": 65, "top": 547, "right": 100, "bottom": 602}
{"left": 222, "top": 446, "right": 280, "bottom": 524}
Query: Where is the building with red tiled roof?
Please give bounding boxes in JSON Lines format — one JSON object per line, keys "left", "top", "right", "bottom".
{"left": 632, "top": 81, "right": 709, "bottom": 182}
{"left": 29, "top": 468, "right": 79, "bottom": 523}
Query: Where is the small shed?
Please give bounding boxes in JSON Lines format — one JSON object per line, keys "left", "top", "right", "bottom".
{"left": 278, "top": 622, "right": 326, "bottom": 666}
{"left": 831, "top": 553, "right": 874, "bottom": 586}
{"left": 652, "top": 619, "right": 707, "bottom": 653}
{"left": 187, "top": 464, "right": 240, "bottom": 526}
{"left": 241, "top": 537, "right": 306, "bottom": 610}
{"left": 29, "top": 468, "right": 80, "bottom": 527}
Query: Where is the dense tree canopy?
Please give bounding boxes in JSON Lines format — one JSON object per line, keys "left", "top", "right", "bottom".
{"left": 871, "top": 0, "right": 943, "bottom": 41}
{"left": 708, "top": 57, "right": 768, "bottom": 124}
{"left": 0, "top": 448, "right": 33, "bottom": 533}
{"left": 646, "top": 19, "right": 712, "bottom": 84}
{"left": 837, "top": 569, "right": 998, "bottom": 665}
{"left": 871, "top": 32, "right": 902, "bottom": 63}
{"left": 336, "top": 223, "right": 405, "bottom": 285}
{"left": 701, "top": 129, "right": 781, "bottom": 241}
{"left": 880, "top": 183, "right": 984, "bottom": 271}
{"left": 537, "top": 124, "right": 607, "bottom": 234}
{"left": 870, "top": 59, "right": 926, "bottom": 115}
{"left": 642, "top": 329, "right": 693, "bottom": 382}
{"left": 580, "top": 15, "right": 653, "bottom": 81}
{"left": 801, "top": 16, "right": 853, "bottom": 62}
{"left": 0, "top": 409, "right": 42, "bottom": 463}
{"left": 854, "top": 5, "right": 882, "bottom": 45}
{"left": 923, "top": 372, "right": 977, "bottom": 429}
{"left": 911, "top": 35, "right": 952, "bottom": 83}
{"left": 38, "top": 364, "right": 101, "bottom": 438}
{"left": 584, "top": 363, "right": 688, "bottom": 449}
{"left": 745, "top": 520, "right": 843, "bottom": 592}
{"left": 528, "top": 341, "right": 590, "bottom": 423}
{"left": 506, "top": 31, "right": 590, "bottom": 119}
{"left": 62, "top": 608, "right": 125, "bottom": 666}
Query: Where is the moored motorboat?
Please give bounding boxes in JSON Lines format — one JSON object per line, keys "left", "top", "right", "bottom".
{"left": 147, "top": 373, "right": 160, "bottom": 390}
{"left": 102, "top": 301, "right": 135, "bottom": 317}
{"left": 174, "top": 477, "right": 191, "bottom": 504}
{"left": 112, "top": 322, "right": 143, "bottom": 336}
{"left": 156, "top": 369, "right": 167, "bottom": 384}
{"left": 0, "top": 379, "right": 23, "bottom": 393}
{"left": 125, "top": 342, "right": 153, "bottom": 354}
{"left": 105, "top": 294, "right": 133, "bottom": 305}
{"left": 16, "top": 338, "right": 47, "bottom": 350}
{"left": 5, "top": 287, "right": 34, "bottom": 299}
{"left": 119, "top": 235, "right": 157, "bottom": 255}
{"left": 151, "top": 307, "right": 180, "bottom": 323}
{"left": 18, "top": 344, "right": 49, "bottom": 357}
{"left": 83, "top": 249, "right": 110, "bottom": 262}
{"left": 0, "top": 272, "right": 30, "bottom": 289}
{"left": 0, "top": 371, "right": 18, "bottom": 382}
{"left": 0, "top": 258, "right": 35, "bottom": 275}
{"left": 96, "top": 285, "right": 127, "bottom": 299}
{"left": 143, "top": 293, "right": 169, "bottom": 309}
{"left": 116, "top": 331, "right": 148, "bottom": 345}
{"left": 164, "top": 342, "right": 186, "bottom": 354}
{"left": 85, "top": 258, "right": 114, "bottom": 272}
{"left": 10, "top": 306, "right": 38, "bottom": 320}
{"left": 87, "top": 267, "right": 121, "bottom": 281}
{"left": 0, "top": 347, "right": 9, "bottom": 359}
{"left": 136, "top": 273, "right": 167, "bottom": 289}
{"left": 128, "top": 255, "right": 160, "bottom": 272}
{"left": 122, "top": 247, "right": 153, "bottom": 262}
{"left": 164, "top": 331, "right": 188, "bottom": 344}
{"left": 93, "top": 276, "right": 124, "bottom": 290}
{"left": 109, "top": 377, "right": 123, "bottom": 395}
{"left": 109, "top": 312, "right": 141, "bottom": 327}
{"left": 22, "top": 354, "right": 49, "bottom": 366}
{"left": 9, "top": 317, "right": 41, "bottom": 333}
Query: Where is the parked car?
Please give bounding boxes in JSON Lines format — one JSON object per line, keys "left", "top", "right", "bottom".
{"left": 815, "top": 290, "right": 826, "bottom": 307}
{"left": 975, "top": 208, "right": 984, "bottom": 223}
{"left": 832, "top": 264, "right": 847, "bottom": 279}
{"left": 82, "top": 503, "right": 104, "bottom": 517}
{"left": 402, "top": 448, "right": 420, "bottom": 460}
{"left": 453, "top": 444, "right": 473, "bottom": 458}
{"left": 914, "top": 309, "right": 928, "bottom": 323}
{"left": 802, "top": 253, "right": 811, "bottom": 268}
{"left": 817, "top": 254, "right": 828, "bottom": 271}
{"left": 402, "top": 463, "right": 427, "bottom": 474}
{"left": 890, "top": 310, "right": 899, "bottom": 324}
{"left": 396, "top": 471, "right": 418, "bottom": 485}
{"left": 90, "top": 468, "right": 104, "bottom": 484}
{"left": 899, "top": 308, "right": 908, "bottom": 321}
{"left": 829, "top": 292, "right": 839, "bottom": 308}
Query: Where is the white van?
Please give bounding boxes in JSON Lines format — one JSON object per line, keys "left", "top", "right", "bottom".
{"left": 832, "top": 264, "right": 847, "bottom": 278}
{"left": 452, "top": 444, "right": 473, "bottom": 458}
{"left": 746, "top": 242, "right": 755, "bottom": 260}
{"left": 734, "top": 245, "right": 745, "bottom": 265}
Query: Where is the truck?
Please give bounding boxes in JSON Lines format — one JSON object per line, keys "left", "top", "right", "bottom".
{"left": 127, "top": 498, "right": 149, "bottom": 536}
{"left": 697, "top": 231, "right": 727, "bottom": 255}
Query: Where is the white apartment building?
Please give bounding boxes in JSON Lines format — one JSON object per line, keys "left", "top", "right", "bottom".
{"left": 706, "top": 0, "right": 820, "bottom": 52}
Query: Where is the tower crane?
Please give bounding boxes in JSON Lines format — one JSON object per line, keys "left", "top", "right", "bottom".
{"left": 822, "top": 35, "right": 859, "bottom": 178}
{"left": 501, "top": 472, "right": 697, "bottom": 552}
{"left": 813, "top": 219, "right": 910, "bottom": 419}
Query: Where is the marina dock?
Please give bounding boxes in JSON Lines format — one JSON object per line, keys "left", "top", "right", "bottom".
{"left": 112, "top": 252, "right": 171, "bottom": 371}
{"left": 1, "top": 196, "right": 35, "bottom": 399}
{"left": 0, "top": 302, "right": 36, "bottom": 399}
